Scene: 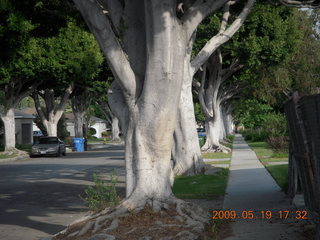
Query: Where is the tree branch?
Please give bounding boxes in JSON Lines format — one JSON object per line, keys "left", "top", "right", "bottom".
{"left": 73, "top": 0, "right": 137, "bottom": 103}
{"left": 182, "top": 0, "right": 229, "bottom": 39}
{"left": 190, "top": 0, "right": 255, "bottom": 76}
{"left": 56, "top": 84, "right": 74, "bottom": 114}
{"left": 274, "top": 0, "right": 320, "bottom": 8}
{"left": 13, "top": 81, "right": 41, "bottom": 107}
{"left": 102, "top": 0, "right": 124, "bottom": 30}
{"left": 219, "top": 84, "right": 240, "bottom": 103}
{"left": 32, "top": 92, "right": 48, "bottom": 125}
{"left": 222, "top": 59, "right": 244, "bottom": 82}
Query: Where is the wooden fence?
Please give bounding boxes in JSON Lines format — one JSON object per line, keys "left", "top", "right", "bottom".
{"left": 284, "top": 92, "right": 320, "bottom": 238}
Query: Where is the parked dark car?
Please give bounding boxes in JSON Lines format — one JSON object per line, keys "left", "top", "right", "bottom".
{"left": 30, "top": 137, "right": 66, "bottom": 157}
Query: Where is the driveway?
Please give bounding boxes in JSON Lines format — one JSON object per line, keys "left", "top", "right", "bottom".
{"left": 0, "top": 144, "right": 125, "bottom": 240}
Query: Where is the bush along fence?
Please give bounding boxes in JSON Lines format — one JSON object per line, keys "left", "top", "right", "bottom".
{"left": 284, "top": 92, "right": 320, "bottom": 239}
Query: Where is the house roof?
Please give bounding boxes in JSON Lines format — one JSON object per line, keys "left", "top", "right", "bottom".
{"left": 19, "top": 108, "right": 107, "bottom": 123}
{"left": 19, "top": 107, "right": 37, "bottom": 115}
{"left": 14, "top": 109, "right": 35, "bottom": 119}
{"left": 64, "top": 113, "right": 107, "bottom": 123}
{"left": 90, "top": 116, "right": 108, "bottom": 123}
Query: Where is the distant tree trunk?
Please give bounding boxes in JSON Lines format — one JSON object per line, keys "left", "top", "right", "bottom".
{"left": 73, "top": 111, "right": 85, "bottom": 138}
{"left": 46, "top": 117, "right": 59, "bottom": 137}
{"left": 222, "top": 105, "right": 234, "bottom": 136}
{"left": 72, "top": 89, "right": 90, "bottom": 138}
{"left": 98, "top": 94, "right": 122, "bottom": 141}
{"left": 33, "top": 85, "right": 73, "bottom": 137}
{"left": 0, "top": 108, "right": 16, "bottom": 151}
{"left": 112, "top": 116, "right": 120, "bottom": 141}
{"left": 201, "top": 102, "right": 228, "bottom": 152}
{"left": 197, "top": 48, "right": 242, "bottom": 153}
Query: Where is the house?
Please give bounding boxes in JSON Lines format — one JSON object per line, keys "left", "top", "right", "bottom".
{"left": 64, "top": 113, "right": 108, "bottom": 138}
{"left": 19, "top": 107, "right": 41, "bottom": 133}
{"left": 14, "top": 109, "right": 35, "bottom": 144}
{"left": 18, "top": 108, "right": 108, "bottom": 139}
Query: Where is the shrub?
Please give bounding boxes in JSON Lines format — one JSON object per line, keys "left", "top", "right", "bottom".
{"left": 262, "top": 113, "right": 288, "bottom": 137}
{"left": 266, "top": 135, "right": 288, "bottom": 152}
{"left": 87, "top": 135, "right": 98, "bottom": 140}
{"left": 226, "top": 135, "right": 235, "bottom": 143}
{"left": 89, "top": 127, "right": 97, "bottom": 136}
{"left": 101, "top": 130, "right": 108, "bottom": 137}
{"left": 82, "top": 171, "right": 120, "bottom": 212}
{"left": 243, "top": 129, "right": 268, "bottom": 142}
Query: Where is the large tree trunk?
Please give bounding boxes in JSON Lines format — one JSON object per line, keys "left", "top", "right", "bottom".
{"left": 0, "top": 108, "right": 16, "bottom": 151}
{"left": 122, "top": 2, "right": 187, "bottom": 202}
{"left": 172, "top": 69, "right": 204, "bottom": 176}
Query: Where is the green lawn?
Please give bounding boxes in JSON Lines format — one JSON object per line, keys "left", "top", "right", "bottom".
{"left": 247, "top": 141, "right": 288, "bottom": 163}
{"left": 248, "top": 140, "right": 289, "bottom": 192}
{"left": 265, "top": 164, "right": 288, "bottom": 192}
{"left": 207, "top": 160, "right": 231, "bottom": 165}
{"left": 202, "top": 152, "right": 231, "bottom": 159}
{"left": 172, "top": 168, "right": 229, "bottom": 199}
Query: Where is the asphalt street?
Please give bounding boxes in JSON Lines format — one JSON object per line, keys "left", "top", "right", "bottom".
{"left": 0, "top": 144, "right": 125, "bottom": 240}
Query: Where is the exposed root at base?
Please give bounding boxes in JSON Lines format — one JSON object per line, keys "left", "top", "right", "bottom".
{"left": 3, "top": 148, "right": 28, "bottom": 156}
{"left": 52, "top": 198, "right": 213, "bottom": 240}
{"left": 201, "top": 144, "right": 231, "bottom": 153}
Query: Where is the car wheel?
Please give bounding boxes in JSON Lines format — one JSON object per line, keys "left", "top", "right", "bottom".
{"left": 56, "top": 148, "right": 61, "bottom": 157}
{"left": 62, "top": 148, "right": 66, "bottom": 156}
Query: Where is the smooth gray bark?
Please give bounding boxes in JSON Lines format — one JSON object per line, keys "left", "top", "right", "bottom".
{"left": 111, "top": 116, "right": 120, "bottom": 141}
{"left": 72, "top": 90, "right": 90, "bottom": 138}
{"left": 0, "top": 108, "right": 16, "bottom": 151}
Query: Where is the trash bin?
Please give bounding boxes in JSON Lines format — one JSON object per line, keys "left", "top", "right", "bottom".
{"left": 73, "top": 138, "right": 85, "bottom": 152}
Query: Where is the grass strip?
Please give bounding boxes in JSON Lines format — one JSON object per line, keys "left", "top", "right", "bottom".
{"left": 207, "top": 160, "right": 231, "bottom": 165}
{"left": 202, "top": 152, "right": 231, "bottom": 159}
{"left": 0, "top": 154, "right": 17, "bottom": 159}
{"left": 173, "top": 168, "right": 229, "bottom": 199}
{"left": 265, "top": 164, "right": 288, "bottom": 192}
{"left": 248, "top": 140, "right": 289, "bottom": 192}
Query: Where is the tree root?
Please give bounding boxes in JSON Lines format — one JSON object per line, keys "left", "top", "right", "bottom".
{"left": 51, "top": 196, "right": 211, "bottom": 240}
{"left": 4, "top": 147, "right": 28, "bottom": 156}
{"left": 201, "top": 143, "right": 231, "bottom": 153}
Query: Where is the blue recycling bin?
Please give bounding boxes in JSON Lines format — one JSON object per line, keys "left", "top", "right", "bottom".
{"left": 73, "top": 138, "right": 85, "bottom": 152}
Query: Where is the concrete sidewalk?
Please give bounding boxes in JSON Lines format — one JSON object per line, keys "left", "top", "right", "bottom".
{"left": 223, "top": 134, "right": 287, "bottom": 210}
{"left": 222, "top": 134, "right": 309, "bottom": 240}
